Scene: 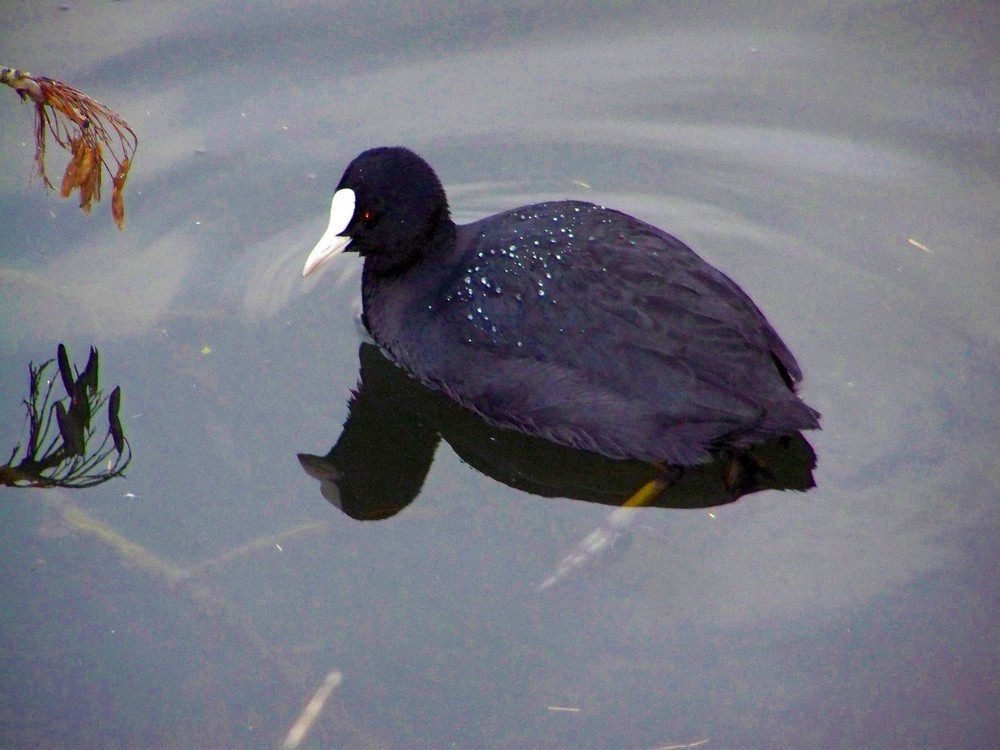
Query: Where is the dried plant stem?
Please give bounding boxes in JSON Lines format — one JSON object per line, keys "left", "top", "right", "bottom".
{"left": 2, "top": 66, "right": 137, "bottom": 228}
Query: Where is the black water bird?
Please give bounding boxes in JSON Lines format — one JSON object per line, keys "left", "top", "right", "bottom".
{"left": 303, "top": 147, "right": 820, "bottom": 466}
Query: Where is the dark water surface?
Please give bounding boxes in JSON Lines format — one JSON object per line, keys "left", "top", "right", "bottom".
{"left": 1, "top": 2, "right": 997, "bottom": 748}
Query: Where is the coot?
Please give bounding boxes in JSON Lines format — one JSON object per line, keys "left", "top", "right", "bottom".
{"left": 303, "top": 147, "right": 820, "bottom": 466}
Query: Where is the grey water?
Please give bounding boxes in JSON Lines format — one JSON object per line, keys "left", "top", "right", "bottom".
{"left": 1, "top": 1, "right": 997, "bottom": 748}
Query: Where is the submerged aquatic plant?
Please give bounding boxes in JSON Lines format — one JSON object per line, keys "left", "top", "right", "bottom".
{"left": 1, "top": 66, "right": 137, "bottom": 229}
{"left": 1, "top": 344, "right": 131, "bottom": 488}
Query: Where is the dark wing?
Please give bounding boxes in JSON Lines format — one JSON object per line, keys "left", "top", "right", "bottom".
{"left": 407, "top": 202, "right": 816, "bottom": 463}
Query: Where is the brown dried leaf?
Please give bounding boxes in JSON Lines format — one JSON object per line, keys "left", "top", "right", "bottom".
{"left": 111, "top": 188, "right": 125, "bottom": 229}
{"left": 78, "top": 140, "right": 102, "bottom": 212}
{"left": 33, "top": 103, "right": 54, "bottom": 188}
{"left": 111, "top": 157, "right": 130, "bottom": 229}
{"left": 60, "top": 135, "right": 85, "bottom": 198}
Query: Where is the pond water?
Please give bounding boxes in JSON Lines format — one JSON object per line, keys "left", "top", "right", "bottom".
{"left": 1, "top": 1, "right": 997, "bottom": 748}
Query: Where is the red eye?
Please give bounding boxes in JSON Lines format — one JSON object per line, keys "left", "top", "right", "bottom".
{"left": 361, "top": 209, "right": 378, "bottom": 226}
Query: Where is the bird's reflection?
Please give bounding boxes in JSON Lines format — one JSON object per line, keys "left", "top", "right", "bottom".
{"left": 298, "top": 343, "right": 816, "bottom": 521}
